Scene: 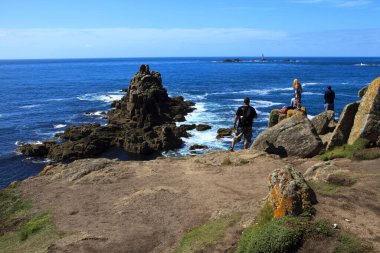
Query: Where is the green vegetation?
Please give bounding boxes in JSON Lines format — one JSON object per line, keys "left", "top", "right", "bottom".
{"left": 0, "top": 189, "right": 63, "bottom": 253}
{"left": 0, "top": 189, "right": 31, "bottom": 233}
{"left": 309, "top": 173, "right": 356, "bottom": 195}
{"left": 320, "top": 139, "right": 368, "bottom": 161}
{"left": 236, "top": 203, "right": 333, "bottom": 253}
{"left": 334, "top": 233, "right": 373, "bottom": 253}
{"left": 174, "top": 213, "right": 242, "bottom": 253}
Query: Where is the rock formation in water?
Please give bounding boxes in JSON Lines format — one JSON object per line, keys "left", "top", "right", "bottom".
{"left": 18, "top": 65, "right": 195, "bottom": 160}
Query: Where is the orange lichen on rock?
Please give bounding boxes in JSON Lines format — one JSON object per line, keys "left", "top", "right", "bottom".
{"left": 268, "top": 165, "right": 317, "bottom": 218}
{"left": 39, "top": 165, "right": 54, "bottom": 175}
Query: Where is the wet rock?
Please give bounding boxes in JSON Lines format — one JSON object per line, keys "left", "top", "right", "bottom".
{"left": 196, "top": 124, "right": 212, "bottom": 131}
{"left": 252, "top": 114, "right": 324, "bottom": 158}
{"left": 326, "top": 102, "right": 359, "bottom": 150}
{"left": 348, "top": 77, "right": 380, "bottom": 145}
{"left": 311, "top": 111, "right": 335, "bottom": 135}
{"left": 189, "top": 144, "right": 209, "bottom": 150}
{"left": 268, "top": 165, "right": 317, "bottom": 217}
{"left": 216, "top": 128, "right": 233, "bottom": 139}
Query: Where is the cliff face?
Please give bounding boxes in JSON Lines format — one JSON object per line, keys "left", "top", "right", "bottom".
{"left": 18, "top": 65, "right": 195, "bottom": 160}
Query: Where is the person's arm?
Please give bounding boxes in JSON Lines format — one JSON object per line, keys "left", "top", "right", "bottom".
{"left": 233, "top": 115, "right": 238, "bottom": 129}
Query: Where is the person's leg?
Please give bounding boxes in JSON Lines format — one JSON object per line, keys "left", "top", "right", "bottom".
{"left": 230, "top": 131, "right": 242, "bottom": 151}
{"left": 244, "top": 128, "right": 253, "bottom": 149}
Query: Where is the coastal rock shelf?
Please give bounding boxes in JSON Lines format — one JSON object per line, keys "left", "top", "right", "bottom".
{"left": 18, "top": 65, "right": 195, "bottom": 161}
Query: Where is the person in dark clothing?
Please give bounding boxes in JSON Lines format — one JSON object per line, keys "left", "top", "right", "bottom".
{"left": 229, "top": 97, "right": 257, "bottom": 151}
{"left": 324, "top": 85, "right": 335, "bottom": 111}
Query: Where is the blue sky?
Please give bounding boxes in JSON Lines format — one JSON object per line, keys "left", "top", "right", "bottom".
{"left": 0, "top": 0, "right": 379, "bottom": 58}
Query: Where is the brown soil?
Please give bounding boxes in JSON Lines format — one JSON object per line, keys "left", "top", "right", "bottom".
{"left": 17, "top": 151, "right": 380, "bottom": 253}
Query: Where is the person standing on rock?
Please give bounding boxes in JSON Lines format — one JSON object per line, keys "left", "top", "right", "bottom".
{"left": 229, "top": 97, "right": 257, "bottom": 151}
{"left": 324, "top": 85, "right": 335, "bottom": 111}
{"left": 293, "top": 79, "right": 303, "bottom": 108}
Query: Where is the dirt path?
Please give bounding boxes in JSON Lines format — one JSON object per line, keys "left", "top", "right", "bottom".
{"left": 19, "top": 151, "right": 285, "bottom": 253}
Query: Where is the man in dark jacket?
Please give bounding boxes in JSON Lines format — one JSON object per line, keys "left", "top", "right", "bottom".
{"left": 229, "top": 97, "right": 257, "bottom": 151}
{"left": 324, "top": 85, "right": 335, "bottom": 111}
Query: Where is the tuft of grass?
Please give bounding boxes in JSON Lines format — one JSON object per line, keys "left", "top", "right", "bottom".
{"left": 236, "top": 216, "right": 304, "bottom": 253}
{"left": 175, "top": 213, "right": 241, "bottom": 253}
{"left": 308, "top": 173, "right": 356, "bottom": 196}
{"left": 0, "top": 190, "right": 31, "bottom": 233}
{"left": 333, "top": 233, "right": 373, "bottom": 253}
{"left": 320, "top": 139, "right": 368, "bottom": 161}
{"left": 236, "top": 203, "right": 334, "bottom": 253}
{"left": 19, "top": 212, "right": 51, "bottom": 241}
{"left": 308, "top": 181, "right": 342, "bottom": 195}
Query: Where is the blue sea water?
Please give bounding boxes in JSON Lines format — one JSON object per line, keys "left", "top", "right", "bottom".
{"left": 0, "top": 57, "right": 379, "bottom": 188}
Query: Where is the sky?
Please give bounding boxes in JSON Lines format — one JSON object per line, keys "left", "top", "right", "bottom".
{"left": 0, "top": 0, "right": 379, "bottom": 59}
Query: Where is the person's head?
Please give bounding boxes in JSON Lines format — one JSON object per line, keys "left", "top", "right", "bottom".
{"left": 293, "top": 79, "right": 300, "bottom": 88}
{"left": 244, "top": 97, "right": 250, "bottom": 105}
{"left": 327, "top": 85, "right": 332, "bottom": 90}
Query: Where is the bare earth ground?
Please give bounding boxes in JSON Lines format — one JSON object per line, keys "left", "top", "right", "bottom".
{"left": 18, "top": 151, "right": 380, "bottom": 253}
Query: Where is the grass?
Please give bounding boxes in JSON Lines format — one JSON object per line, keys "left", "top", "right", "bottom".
{"left": 320, "top": 139, "right": 368, "bottom": 161}
{"left": 174, "top": 213, "right": 242, "bottom": 253}
{"left": 236, "top": 203, "right": 334, "bottom": 253}
{"left": 0, "top": 189, "right": 31, "bottom": 233}
{"left": 0, "top": 188, "right": 63, "bottom": 253}
{"left": 308, "top": 173, "right": 356, "bottom": 195}
{"left": 333, "top": 233, "right": 373, "bottom": 253}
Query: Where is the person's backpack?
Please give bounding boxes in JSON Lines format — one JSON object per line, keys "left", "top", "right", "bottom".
{"left": 240, "top": 106, "right": 257, "bottom": 127}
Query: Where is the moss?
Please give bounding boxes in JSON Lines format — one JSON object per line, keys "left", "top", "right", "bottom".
{"left": 175, "top": 213, "right": 242, "bottom": 253}
{"left": 320, "top": 139, "right": 368, "bottom": 161}
{"left": 333, "top": 233, "right": 373, "bottom": 253}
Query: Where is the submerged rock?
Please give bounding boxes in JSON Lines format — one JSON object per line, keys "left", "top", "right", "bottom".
{"left": 216, "top": 128, "right": 234, "bottom": 139}
{"left": 18, "top": 65, "right": 195, "bottom": 160}
{"left": 268, "top": 165, "right": 317, "bottom": 217}
{"left": 195, "top": 124, "right": 212, "bottom": 131}
{"left": 189, "top": 144, "right": 209, "bottom": 150}
{"left": 252, "top": 114, "right": 324, "bottom": 158}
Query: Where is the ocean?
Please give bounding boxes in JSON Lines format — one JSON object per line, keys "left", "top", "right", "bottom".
{"left": 0, "top": 57, "right": 379, "bottom": 188}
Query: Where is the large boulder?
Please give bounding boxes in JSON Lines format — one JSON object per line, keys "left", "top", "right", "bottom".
{"left": 348, "top": 77, "right": 380, "bottom": 145}
{"left": 252, "top": 114, "right": 324, "bottom": 158}
{"left": 326, "top": 102, "right": 359, "bottom": 150}
{"left": 268, "top": 165, "right": 317, "bottom": 217}
{"left": 216, "top": 128, "right": 234, "bottom": 139}
{"left": 358, "top": 85, "right": 368, "bottom": 98}
{"left": 311, "top": 111, "right": 335, "bottom": 135}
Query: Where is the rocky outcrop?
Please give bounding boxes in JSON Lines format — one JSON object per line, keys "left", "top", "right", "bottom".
{"left": 252, "top": 114, "right": 324, "bottom": 158}
{"left": 189, "top": 144, "right": 208, "bottom": 150}
{"left": 268, "top": 107, "right": 306, "bottom": 128}
{"left": 326, "top": 102, "right": 359, "bottom": 150}
{"left": 216, "top": 128, "right": 234, "bottom": 139}
{"left": 348, "top": 77, "right": 380, "bottom": 145}
{"left": 268, "top": 165, "right": 317, "bottom": 217}
{"left": 195, "top": 124, "right": 211, "bottom": 131}
{"left": 311, "top": 111, "right": 335, "bottom": 135}
{"left": 18, "top": 65, "right": 195, "bottom": 160}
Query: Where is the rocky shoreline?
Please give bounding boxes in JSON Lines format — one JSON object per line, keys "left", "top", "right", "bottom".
{"left": 17, "top": 65, "right": 197, "bottom": 161}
